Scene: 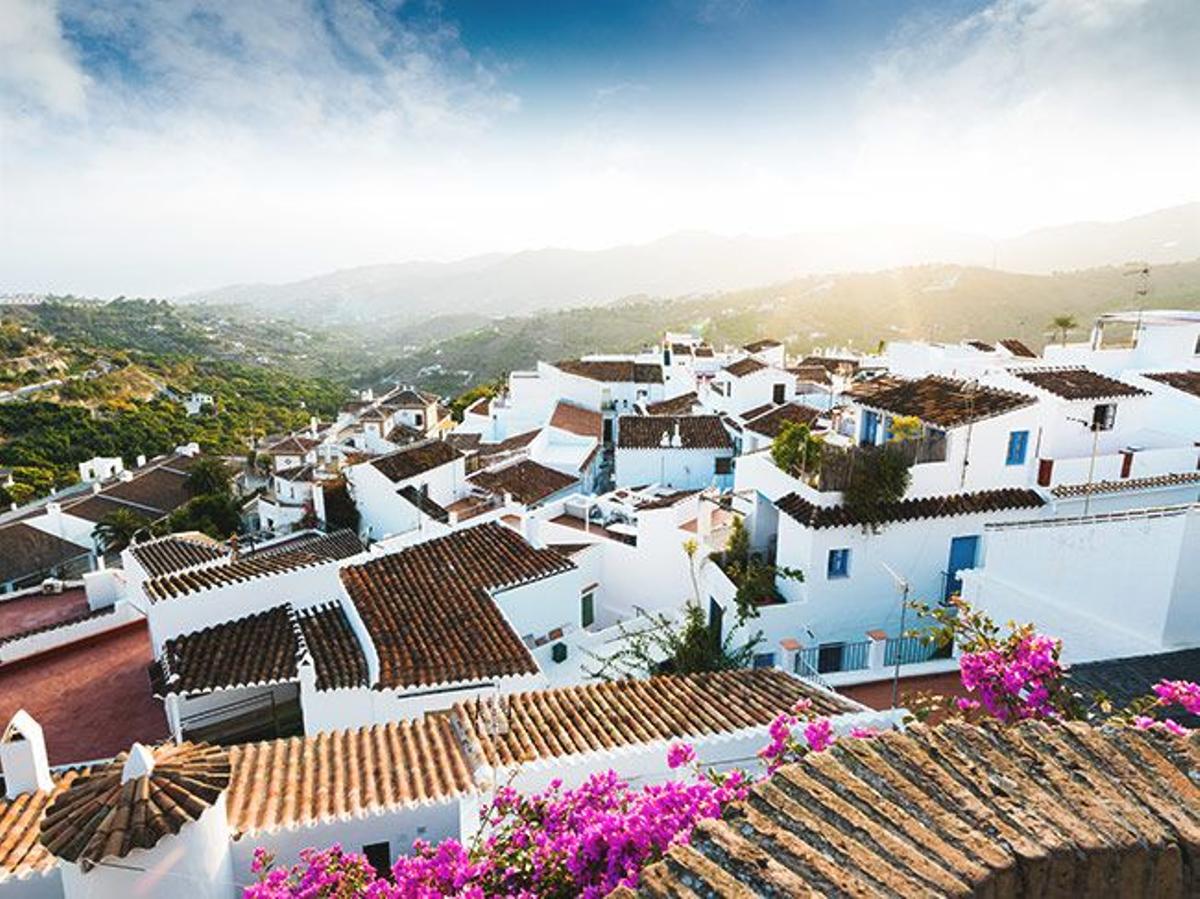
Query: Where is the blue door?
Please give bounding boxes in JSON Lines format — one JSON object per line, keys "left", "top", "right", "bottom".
{"left": 861, "top": 410, "right": 879, "bottom": 446}
{"left": 945, "top": 535, "right": 980, "bottom": 601}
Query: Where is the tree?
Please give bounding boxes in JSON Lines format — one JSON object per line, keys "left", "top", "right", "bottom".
{"left": 888, "top": 415, "right": 922, "bottom": 443}
{"left": 590, "top": 540, "right": 763, "bottom": 679}
{"left": 1050, "top": 314, "right": 1077, "bottom": 346}
{"left": 770, "top": 422, "right": 822, "bottom": 477}
{"left": 186, "top": 456, "right": 231, "bottom": 497}
{"left": 167, "top": 493, "right": 242, "bottom": 539}
{"left": 842, "top": 443, "right": 912, "bottom": 528}
{"left": 92, "top": 508, "right": 152, "bottom": 554}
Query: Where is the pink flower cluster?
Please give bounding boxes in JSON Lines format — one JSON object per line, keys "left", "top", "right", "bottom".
{"left": 958, "top": 633, "right": 1063, "bottom": 722}
{"left": 1153, "top": 679, "right": 1200, "bottom": 717}
{"left": 248, "top": 761, "right": 749, "bottom": 899}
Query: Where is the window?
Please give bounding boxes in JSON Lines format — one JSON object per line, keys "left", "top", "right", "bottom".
{"left": 1194, "top": 334, "right": 1200, "bottom": 355}
{"left": 1005, "top": 430, "right": 1029, "bottom": 465}
{"left": 772, "top": 383, "right": 786, "bottom": 404}
{"left": 715, "top": 456, "right": 733, "bottom": 475}
{"left": 752, "top": 651, "right": 777, "bottom": 669}
{"left": 1092, "top": 403, "right": 1117, "bottom": 431}
{"left": 581, "top": 592, "right": 595, "bottom": 628}
{"left": 362, "top": 842, "right": 392, "bottom": 879}
{"left": 414, "top": 412, "right": 423, "bottom": 427}
{"left": 827, "top": 548, "right": 850, "bottom": 579}
{"left": 817, "top": 642, "right": 845, "bottom": 674}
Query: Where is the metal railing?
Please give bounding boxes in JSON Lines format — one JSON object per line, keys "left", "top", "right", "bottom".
{"left": 794, "top": 633, "right": 951, "bottom": 677}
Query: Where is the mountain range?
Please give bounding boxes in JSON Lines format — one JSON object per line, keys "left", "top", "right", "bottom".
{"left": 182, "top": 203, "right": 1199, "bottom": 325}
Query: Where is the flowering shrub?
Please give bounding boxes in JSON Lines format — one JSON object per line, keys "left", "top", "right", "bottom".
{"left": 248, "top": 600, "right": 1198, "bottom": 898}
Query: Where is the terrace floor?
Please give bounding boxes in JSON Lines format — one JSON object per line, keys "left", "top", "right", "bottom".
{"left": 0, "top": 621, "right": 167, "bottom": 765}
{"left": 0, "top": 588, "right": 91, "bottom": 641}
{"left": 839, "top": 669, "right": 966, "bottom": 715}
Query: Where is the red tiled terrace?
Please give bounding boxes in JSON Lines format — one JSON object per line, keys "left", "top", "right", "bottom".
{"left": 0, "top": 588, "right": 91, "bottom": 642}
{"left": 0, "top": 621, "right": 166, "bottom": 765}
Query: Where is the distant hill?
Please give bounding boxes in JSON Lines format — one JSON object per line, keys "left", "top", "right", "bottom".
{"left": 367, "top": 259, "right": 1200, "bottom": 395}
{"left": 182, "top": 203, "right": 1199, "bottom": 326}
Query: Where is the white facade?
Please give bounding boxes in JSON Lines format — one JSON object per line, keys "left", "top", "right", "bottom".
{"left": 961, "top": 503, "right": 1200, "bottom": 664}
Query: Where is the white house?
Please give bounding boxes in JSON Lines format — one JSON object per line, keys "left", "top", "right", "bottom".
{"left": 343, "top": 439, "right": 467, "bottom": 541}
{"left": 615, "top": 415, "right": 734, "bottom": 490}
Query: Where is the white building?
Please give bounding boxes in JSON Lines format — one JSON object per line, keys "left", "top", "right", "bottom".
{"left": 615, "top": 415, "right": 734, "bottom": 490}
{"left": 0, "top": 669, "right": 894, "bottom": 899}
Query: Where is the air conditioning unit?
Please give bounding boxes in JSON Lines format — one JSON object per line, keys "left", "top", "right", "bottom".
{"left": 41, "top": 578, "right": 64, "bottom": 594}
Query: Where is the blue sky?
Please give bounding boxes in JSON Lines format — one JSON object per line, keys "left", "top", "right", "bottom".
{"left": 1, "top": 0, "right": 1196, "bottom": 295}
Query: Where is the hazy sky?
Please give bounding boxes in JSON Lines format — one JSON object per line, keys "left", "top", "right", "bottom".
{"left": 1, "top": 0, "right": 1197, "bottom": 296}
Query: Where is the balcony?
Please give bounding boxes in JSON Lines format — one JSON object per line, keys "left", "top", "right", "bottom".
{"left": 792, "top": 436, "right": 948, "bottom": 492}
{"left": 786, "top": 631, "right": 955, "bottom": 688}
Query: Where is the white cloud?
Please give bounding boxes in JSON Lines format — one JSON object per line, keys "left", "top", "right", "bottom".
{"left": 851, "top": 0, "right": 1200, "bottom": 232}
{"left": 0, "top": 0, "right": 1196, "bottom": 296}
{"left": 0, "top": 0, "right": 88, "bottom": 117}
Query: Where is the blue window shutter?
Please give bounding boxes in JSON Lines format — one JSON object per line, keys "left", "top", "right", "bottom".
{"left": 827, "top": 548, "right": 849, "bottom": 578}
{"left": 1006, "top": 430, "right": 1029, "bottom": 465}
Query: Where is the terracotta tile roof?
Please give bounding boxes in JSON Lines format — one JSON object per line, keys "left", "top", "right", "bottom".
{"left": 723, "top": 357, "right": 767, "bottom": 377}
{"left": 370, "top": 439, "right": 461, "bottom": 483}
{"left": 446, "top": 432, "right": 483, "bottom": 453}
{"left": 274, "top": 462, "right": 317, "bottom": 482}
{"left": 226, "top": 716, "right": 474, "bottom": 835}
{"left": 470, "top": 459, "right": 579, "bottom": 506}
{"left": 465, "top": 395, "right": 491, "bottom": 416}
{"left": 456, "top": 670, "right": 859, "bottom": 768}
{"left": 744, "top": 403, "right": 820, "bottom": 438}
{"left": 100, "top": 467, "right": 193, "bottom": 515}
{"left": 385, "top": 421, "right": 424, "bottom": 444}
{"left": 631, "top": 720, "right": 1200, "bottom": 898}
{"left": 339, "top": 522, "right": 573, "bottom": 688}
{"left": 852, "top": 375, "right": 1036, "bottom": 428}
{"left": 789, "top": 364, "right": 833, "bottom": 386}
{"left": 57, "top": 494, "right": 149, "bottom": 523}
{"left": 743, "top": 338, "right": 782, "bottom": 352}
{"left": 1145, "top": 370, "right": 1200, "bottom": 399}
{"left": 1015, "top": 367, "right": 1149, "bottom": 400}
{"left": 1051, "top": 470, "right": 1200, "bottom": 498}
{"left": 739, "top": 402, "right": 775, "bottom": 421}
{"left": 153, "top": 606, "right": 299, "bottom": 695}
{"left": 263, "top": 435, "right": 320, "bottom": 455}
{"left": 295, "top": 602, "right": 369, "bottom": 690}
{"left": 381, "top": 387, "right": 439, "bottom": 409}
{"left": 999, "top": 337, "right": 1038, "bottom": 357}
{"left": 965, "top": 339, "right": 994, "bottom": 352}
{"left": 644, "top": 392, "right": 698, "bottom": 415}
{"left": 0, "top": 523, "right": 91, "bottom": 586}
{"left": 142, "top": 547, "right": 335, "bottom": 602}
{"left": 553, "top": 359, "right": 663, "bottom": 384}
{"left": 129, "top": 534, "right": 226, "bottom": 578}
{"left": 617, "top": 415, "right": 732, "bottom": 450}
{"left": 246, "top": 528, "right": 364, "bottom": 562}
{"left": 777, "top": 487, "right": 1045, "bottom": 529}
{"left": 479, "top": 429, "right": 540, "bottom": 454}
{"left": 549, "top": 401, "right": 602, "bottom": 438}
{"left": 799, "top": 355, "right": 860, "bottom": 375}
{"left": 40, "top": 742, "right": 230, "bottom": 870}
{"left": 0, "top": 770, "right": 86, "bottom": 880}
{"left": 694, "top": 345, "right": 714, "bottom": 358}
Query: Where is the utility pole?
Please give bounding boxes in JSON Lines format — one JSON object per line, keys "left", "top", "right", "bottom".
{"left": 881, "top": 561, "right": 911, "bottom": 709}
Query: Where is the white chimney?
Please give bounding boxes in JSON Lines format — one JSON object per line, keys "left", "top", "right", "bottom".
{"left": 1, "top": 711, "right": 53, "bottom": 798}
{"left": 309, "top": 416, "right": 319, "bottom": 438}
{"left": 671, "top": 422, "right": 683, "bottom": 448}
{"left": 660, "top": 430, "right": 670, "bottom": 447}
{"left": 91, "top": 482, "right": 102, "bottom": 495}
{"left": 118, "top": 470, "right": 134, "bottom": 482}
{"left": 136, "top": 454, "right": 147, "bottom": 468}
{"left": 523, "top": 515, "right": 542, "bottom": 548}
{"left": 45, "top": 501, "right": 64, "bottom": 531}
{"left": 121, "top": 743, "right": 156, "bottom": 782}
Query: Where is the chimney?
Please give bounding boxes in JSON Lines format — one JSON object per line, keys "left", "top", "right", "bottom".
{"left": 309, "top": 416, "right": 319, "bottom": 438}
{"left": 118, "top": 469, "right": 134, "bottom": 482}
{"left": 660, "top": 430, "right": 670, "bottom": 448}
{"left": 91, "top": 482, "right": 102, "bottom": 495}
{"left": 671, "top": 421, "right": 683, "bottom": 448}
{"left": 229, "top": 534, "right": 240, "bottom": 562}
{"left": 1, "top": 711, "right": 53, "bottom": 798}
{"left": 523, "top": 515, "right": 542, "bottom": 548}
{"left": 136, "top": 454, "right": 146, "bottom": 468}
{"left": 44, "top": 501, "right": 64, "bottom": 532}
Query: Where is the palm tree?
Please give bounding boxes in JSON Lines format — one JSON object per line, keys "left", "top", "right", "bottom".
{"left": 186, "top": 456, "right": 231, "bottom": 497}
{"left": 1050, "top": 314, "right": 1077, "bottom": 346}
{"left": 92, "top": 508, "right": 151, "bottom": 555}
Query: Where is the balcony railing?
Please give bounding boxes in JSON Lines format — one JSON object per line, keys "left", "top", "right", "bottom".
{"left": 794, "top": 634, "right": 950, "bottom": 677}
